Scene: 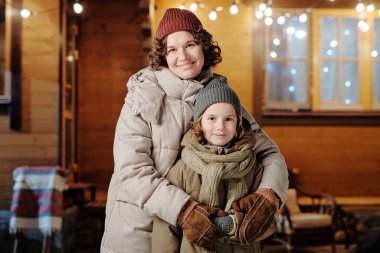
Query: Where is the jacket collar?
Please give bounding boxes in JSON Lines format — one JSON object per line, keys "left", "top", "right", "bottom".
{"left": 153, "top": 67, "right": 213, "bottom": 102}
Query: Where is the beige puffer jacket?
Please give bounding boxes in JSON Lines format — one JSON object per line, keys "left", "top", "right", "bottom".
{"left": 101, "top": 67, "right": 288, "bottom": 253}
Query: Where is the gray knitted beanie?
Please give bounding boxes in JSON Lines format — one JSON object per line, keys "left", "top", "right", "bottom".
{"left": 194, "top": 77, "right": 241, "bottom": 120}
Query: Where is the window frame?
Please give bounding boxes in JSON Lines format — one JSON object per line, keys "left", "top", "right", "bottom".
{"left": 0, "top": 0, "right": 22, "bottom": 130}
{"left": 264, "top": 10, "right": 311, "bottom": 111}
{"left": 253, "top": 8, "right": 380, "bottom": 126}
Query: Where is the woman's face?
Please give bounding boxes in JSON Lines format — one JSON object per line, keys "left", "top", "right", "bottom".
{"left": 165, "top": 31, "right": 205, "bottom": 80}
{"left": 200, "top": 103, "right": 238, "bottom": 147}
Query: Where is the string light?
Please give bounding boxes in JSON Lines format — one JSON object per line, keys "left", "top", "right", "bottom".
{"left": 17, "top": 1, "right": 84, "bottom": 19}
{"left": 179, "top": 1, "right": 240, "bottom": 21}
{"left": 20, "top": 9, "right": 32, "bottom": 19}
{"left": 356, "top": 1, "right": 366, "bottom": 13}
{"left": 277, "top": 16, "right": 286, "bottom": 24}
{"left": 366, "top": 4, "right": 375, "bottom": 12}
{"left": 208, "top": 10, "right": 217, "bottom": 21}
{"left": 178, "top": 0, "right": 380, "bottom": 26}
{"left": 299, "top": 13, "right": 308, "bottom": 23}
{"left": 358, "top": 19, "right": 370, "bottom": 32}
{"left": 229, "top": 2, "right": 238, "bottom": 15}
{"left": 73, "top": 2, "right": 84, "bottom": 14}
{"left": 190, "top": 2, "right": 198, "bottom": 12}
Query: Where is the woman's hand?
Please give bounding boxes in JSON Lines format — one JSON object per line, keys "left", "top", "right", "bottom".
{"left": 178, "top": 200, "right": 227, "bottom": 250}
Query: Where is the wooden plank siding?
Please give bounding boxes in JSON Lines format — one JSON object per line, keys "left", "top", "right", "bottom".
{"left": 264, "top": 126, "right": 380, "bottom": 196}
{"left": 0, "top": 0, "right": 60, "bottom": 209}
{"left": 77, "top": 0, "right": 146, "bottom": 190}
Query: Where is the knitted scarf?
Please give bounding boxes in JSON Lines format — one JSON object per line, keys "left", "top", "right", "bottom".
{"left": 181, "top": 130, "right": 256, "bottom": 211}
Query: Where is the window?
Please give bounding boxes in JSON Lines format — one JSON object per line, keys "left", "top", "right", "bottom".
{"left": 265, "top": 11, "right": 309, "bottom": 111}
{"left": 263, "top": 9, "right": 380, "bottom": 113}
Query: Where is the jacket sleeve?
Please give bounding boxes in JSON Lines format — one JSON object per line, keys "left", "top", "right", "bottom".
{"left": 152, "top": 217, "right": 182, "bottom": 253}
{"left": 242, "top": 108, "right": 289, "bottom": 206}
{"left": 114, "top": 70, "right": 190, "bottom": 226}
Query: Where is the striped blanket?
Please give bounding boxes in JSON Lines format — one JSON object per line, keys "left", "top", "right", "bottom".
{"left": 9, "top": 166, "right": 68, "bottom": 235}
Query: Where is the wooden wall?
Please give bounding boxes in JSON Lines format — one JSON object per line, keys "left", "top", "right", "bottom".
{"left": 0, "top": 0, "right": 59, "bottom": 209}
{"left": 265, "top": 126, "right": 380, "bottom": 196}
{"left": 77, "top": 0, "right": 146, "bottom": 190}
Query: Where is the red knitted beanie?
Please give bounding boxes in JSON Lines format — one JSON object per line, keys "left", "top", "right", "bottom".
{"left": 156, "top": 8, "right": 203, "bottom": 40}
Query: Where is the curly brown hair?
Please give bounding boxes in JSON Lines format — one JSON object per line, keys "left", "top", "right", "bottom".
{"left": 190, "top": 116, "right": 246, "bottom": 145}
{"left": 148, "top": 29, "right": 222, "bottom": 72}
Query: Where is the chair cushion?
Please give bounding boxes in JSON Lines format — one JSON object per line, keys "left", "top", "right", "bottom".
{"left": 292, "top": 213, "right": 332, "bottom": 228}
{"left": 285, "top": 188, "right": 301, "bottom": 214}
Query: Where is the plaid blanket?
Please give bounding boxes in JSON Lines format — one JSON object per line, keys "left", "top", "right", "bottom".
{"left": 9, "top": 166, "right": 68, "bottom": 235}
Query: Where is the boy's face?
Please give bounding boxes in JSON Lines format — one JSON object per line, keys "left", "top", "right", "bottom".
{"left": 200, "top": 103, "right": 238, "bottom": 146}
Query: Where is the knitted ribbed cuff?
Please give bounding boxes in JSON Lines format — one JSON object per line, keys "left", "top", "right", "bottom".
{"left": 212, "top": 215, "right": 234, "bottom": 234}
{"left": 255, "top": 188, "right": 280, "bottom": 209}
{"left": 177, "top": 199, "right": 197, "bottom": 226}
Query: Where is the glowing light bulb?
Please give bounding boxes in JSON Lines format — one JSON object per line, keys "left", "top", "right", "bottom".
{"left": 273, "top": 38, "right": 280, "bottom": 45}
{"left": 286, "top": 26, "right": 296, "bottom": 35}
{"left": 330, "top": 40, "right": 338, "bottom": 47}
{"left": 356, "top": 2, "right": 365, "bottom": 13}
{"left": 255, "top": 10, "right": 264, "bottom": 19}
{"left": 277, "top": 16, "right": 285, "bottom": 25}
{"left": 230, "top": 3, "right": 238, "bottom": 15}
{"left": 264, "top": 7, "right": 272, "bottom": 17}
{"left": 264, "top": 16, "right": 273, "bottom": 26}
{"left": 73, "top": 2, "right": 83, "bottom": 14}
{"left": 190, "top": 3, "right": 198, "bottom": 12}
{"left": 20, "top": 8, "right": 31, "bottom": 18}
{"left": 270, "top": 51, "right": 277, "bottom": 58}
{"left": 358, "top": 20, "right": 369, "bottom": 32}
{"left": 366, "top": 4, "right": 375, "bottom": 13}
{"left": 299, "top": 13, "right": 307, "bottom": 23}
{"left": 209, "top": 10, "right": 217, "bottom": 21}
{"left": 258, "top": 3, "right": 267, "bottom": 12}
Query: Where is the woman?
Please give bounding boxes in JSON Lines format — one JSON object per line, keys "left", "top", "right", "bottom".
{"left": 101, "top": 8, "right": 288, "bottom": 253}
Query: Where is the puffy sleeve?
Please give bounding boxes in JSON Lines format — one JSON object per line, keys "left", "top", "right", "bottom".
{"left": 114, "top": 68, "right": 190, "bottom": 225}
{"left": 241, "top": 108, "right": 289, "bottom": 206}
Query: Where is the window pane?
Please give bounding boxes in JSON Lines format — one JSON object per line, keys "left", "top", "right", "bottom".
{"left": 374, "top": 62, "right": 380, "bottom": 102}
{"left": 342, "top": 62, "right": 358, "bottom": 103}
{"left": 289, "top": 62, "right": 307, "bottom": 102}
{"left": 320, "top": 17, "right": 338, "bottom": 58}
{"left": 342, "top": 18, "right": 358, "bottom": 58}
{"left": 288, "top": 16, "right": 307, "bottom": 58}
{"left": 268, "top": 61, "right": 286, "bottom": 101}
{"left": 374, "top": 19, "right": 380, "bottom": 55}
{"left": 321, "top": 62, "right": 338, "bottom": 102}
{"left": 269, "top": 21, "right": 286, "bottom": 58}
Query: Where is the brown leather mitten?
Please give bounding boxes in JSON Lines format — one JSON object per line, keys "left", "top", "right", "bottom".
{"left": 178, "top": 200, "right": 227, "bottom": 250}
{"left": 234, "top": 193, "right": 277, "bottom": 244}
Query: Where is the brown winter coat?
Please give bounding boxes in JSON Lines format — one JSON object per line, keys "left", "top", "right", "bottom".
{"left": 152, "top": 130, "right": 276, "bottom": 253}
